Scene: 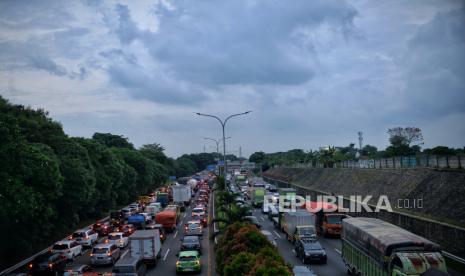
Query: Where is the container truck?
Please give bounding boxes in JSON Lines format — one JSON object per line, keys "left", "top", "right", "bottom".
{"left": 172, "top": 185, "right": 192, "bottom": 206}
{"left": 156, "top": 192, "right": 169, "bottom": 207}
{"left": 187, "top": 178, "right": 198, "bottom": 193}
{"left": 275, "top": 188, "right": 297, "bottom": 228}
{"left": 281, "top": 210, "right": 317, "bottom": 243}
{"left": 155, "top": 210, "right": 177, "bottom": 232}
{"left": 342, "top": 217, "right": 447, "bottom": 275}
{"left": 303, "top": 201, "right": 347, "bottom": 237}
{"left": 129, "top": 230, "right": 162, "bottom": 266}
{"left": 145, "top": 203, "right": 161, "bottom": 219}
{"left": 251, "top": 188, "right": 265, "bottom": 207}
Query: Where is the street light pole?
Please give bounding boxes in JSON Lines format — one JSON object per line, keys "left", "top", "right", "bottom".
{"left": 204, "top": 137, "right": 231, "bottom": 165}
{"left": 196, "top": 111, "right": 252, "bottom": 182}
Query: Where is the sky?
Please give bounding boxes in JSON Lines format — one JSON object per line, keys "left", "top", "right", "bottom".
{"left": 0, "top": 0, "right": 464, "bottom": 158}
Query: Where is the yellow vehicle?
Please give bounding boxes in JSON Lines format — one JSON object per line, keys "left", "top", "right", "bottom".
{"left": 137, "top": 196, "right": 152, "bottom": 206}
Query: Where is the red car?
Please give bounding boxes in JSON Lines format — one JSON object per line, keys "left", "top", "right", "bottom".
{"left": 119, "top": 224, "right": 136, "bottom": 236}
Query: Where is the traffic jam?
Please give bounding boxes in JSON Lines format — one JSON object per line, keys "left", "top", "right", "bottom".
{"left": 27, "top": 174, "right": 214, "bottom": 276}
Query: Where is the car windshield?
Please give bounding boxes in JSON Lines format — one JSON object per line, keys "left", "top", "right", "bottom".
{"left": 72, "top": 232, "right": 85, "bottom": 238}
{"left": 193, "top": 209, "right": 203, "bottom": 213}
{"left": 52, "top": 244, "right": 68, "bottom": 250}
{"left": 304, "top": 243, "right": 322, "bottom": 250}
{"left": 180, "top": 256, "right": 197, "bottom": 262}
{"left": 184, "top": 236, "right": 198, "bottom": 243}
{"left": 327, "top": 216, "right": 343, "bottom": 224}
{"left": 92, "top": 247, "right": 108, "bottom": 254}
{"left": 188, "top": 223, "right": 200, "bottom": 229}
{"left": 300, "top": 228, "right": 315, "bottom": 236}
{"left": 109, "top": 234, "right": 122, "bottom": 240}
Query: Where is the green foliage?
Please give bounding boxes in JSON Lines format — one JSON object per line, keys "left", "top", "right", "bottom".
{"left": 216, "top": 223, "right": 291, "bottom": 276}
{"left": 0, "top": 96, "right": 172, "bottom": 269}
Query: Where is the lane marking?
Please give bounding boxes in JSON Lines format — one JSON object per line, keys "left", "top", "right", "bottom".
{"left": 335, "top": 248, "right": 341, "bottom": 255}
{"left": 260, "top": 217, "right": 265, "bottom": 221}
{"left": 163, "top": 249, "right": 170, "bottom": 261}
{"left": 174, "top": 230, "right": 178, "bottom": 238}
{"left": 183, "top": 213, "right": 187, "bottom": 218}
{"left": 120, "top": 250, "right": 129, "bottom": 259}
{"left": 273, "top": 230, "right": 282, "bottom": 239}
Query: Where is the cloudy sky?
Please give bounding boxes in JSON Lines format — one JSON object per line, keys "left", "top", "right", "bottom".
{"left": 0, "top": 0, "right": 464, "bottom": 157}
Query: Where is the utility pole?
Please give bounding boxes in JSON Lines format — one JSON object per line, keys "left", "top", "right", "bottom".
{"left": 358, "top": 131, "right": 363, "bottom": 150}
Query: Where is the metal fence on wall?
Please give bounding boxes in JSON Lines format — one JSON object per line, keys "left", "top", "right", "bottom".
{"left": 287, "top": 155, "right": 464, "bottom": 169}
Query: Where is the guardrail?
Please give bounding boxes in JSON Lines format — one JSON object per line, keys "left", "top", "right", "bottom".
{"left": 0, "top": 216, "right": 109, "bottom": 276}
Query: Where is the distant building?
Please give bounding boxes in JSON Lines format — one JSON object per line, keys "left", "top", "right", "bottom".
{"left": 225, "top": 160, "right": 256, "bottom": 172}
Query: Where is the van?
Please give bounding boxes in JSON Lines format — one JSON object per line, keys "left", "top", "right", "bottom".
{"left": 113, "top": 256, "right": 146, "bottom": 276}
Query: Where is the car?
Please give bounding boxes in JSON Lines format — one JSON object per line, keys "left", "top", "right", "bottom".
{"left": 260, "top": 230, "right": 277, "bottom": 247}
{"left": 180, "top": 235, "right": 202, "bottom": 254}
{"left": 28, "top": 251, "right": 67, "bottom": 275}
{"left": 93, "top": 221, "right": 113, "bottom": 235}
{"left": 119, "top": 224, "right": 136, "bottom": 236}
{"left": 244, "top": 216, "right": 261, "bottom": 228}
{"left": 64, "top": 264, "right": 94, "bottom": 276}
{"left": 106, "top": 232, "right": 129, "bottom": 248}
{"left": 176, "top": 251, "right": 201, "bottom": 273}
{"left": 113, "top": 256, "right": 147, "bottom": 276}
{"left": 191, "top": 207, "right": 205, "bottom": 217}
{"left": 184, "top": 220, "right": 203, "bottom": 236}
{"left": 192, "top": 214, "right": 207, "bottom": 227}
{"left": 51, "top": 240, "right": 82, "bottom": 260}
{"left": 292, "top": 266, "right": 317, "bottom": 276}
{"left": 90, "top": 243, "right": 121, "bottom": 266}
{"left": 121, "top": 207, "right": 132, "bottom": 218}
{"left": 71, "top": 228, "right": 98, "bottom": 247}
{"left": 294, "top": 239, "right": 327, "bottom": 264}
{"left": 129, "top": 203, "right": 141, "bottom": 212}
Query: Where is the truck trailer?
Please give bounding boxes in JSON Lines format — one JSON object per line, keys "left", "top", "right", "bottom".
{"left": 129, "top": 230, "right": 162, "bottom": 266}
{"left": 342, "top": 217, "right": 447, "bottom": 276}
{"left": 172, "top": 184, "right": 192, "bottom": 206}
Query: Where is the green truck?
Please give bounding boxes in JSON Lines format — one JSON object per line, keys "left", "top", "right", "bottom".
{"left": 252, "top": 188, "right": 265, "bottom": 207}
{"left": 342, "top": 217, "right": 447, "bottom": 276}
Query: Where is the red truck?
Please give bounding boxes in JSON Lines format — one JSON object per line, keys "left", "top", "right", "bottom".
{"left": 303, "top": 201, "right": 347, "bottom": 237}
{"left": 155, "top": 210, "right": 177, "bottom": 232}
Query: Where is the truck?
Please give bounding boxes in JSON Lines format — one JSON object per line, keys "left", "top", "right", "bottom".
{"left": 303, "top": 201, "right": 347, "bottom": 237}
{"left": 275, "top": 188, "right": 297, "bottom": 228}
{"left": 128, "top": 214, "right": 147, "bottom": 229}
{"left": 129, "top": 230, "right": 162, "bottom": 266}
{"left": 145, "top": 203, "right": 161, "bottom": 219}
{"left": 172, "top": 185, "right": 192, "bottom": 206}
{"left": 252, "top": 188, "right": 265, "bottom": 207}
{"left": 156, "top": 192, "right": 169, "bottom": 208}
{"left": 155, "top": 210, "right": 177, "bottom": 232}
{"left": 342, "top": 217, "right": 447, "bottom": 275}
{"left": 137, "top": 196, "right": 152, "bottom": 207}
{"left": 187, "top": 178, "right": 198, "bottom": 193}
{"left": 281, "top": 210, "right": 316, "bottom": 243}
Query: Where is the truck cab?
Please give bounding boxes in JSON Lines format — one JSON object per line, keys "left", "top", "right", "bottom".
{"left": 294, "top": 225, "right": 317, "bottom": 243}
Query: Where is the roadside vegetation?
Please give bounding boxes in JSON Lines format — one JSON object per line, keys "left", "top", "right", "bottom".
{"left": 212, "top": 177, "right": 291, "bottom": 275}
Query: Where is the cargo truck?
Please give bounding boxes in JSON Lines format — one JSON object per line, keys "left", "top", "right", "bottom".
{"left": 129, "top": 230, "right": 162, "bottom": 266}
{"left": 342, "top": 217, "right": 447, "bottom": 275}
{"left": 156, "top": 192, "right": 169, "bottom": 207}
{"left": 128, "top": 214, "right": 147, "bottom": 230}
{"left": 252, "top": 188, "right": 265, "bottom": 207}
{"left": 155, "top": 210, "right": 177, "bottom": 232}
{"left": 281, "top": 210, "right": 317, "bottom": 243}
{"left": 275, "top": 188, "right": 297, "bottom": 228}
{"left": 303, "top": 201, "right": 347, "bottom": 237}
{"left": 172, "top": 185, "right": 192, "bottom": 206}
{"left": 145, "top": 203, "right": 161, "bottom": 219}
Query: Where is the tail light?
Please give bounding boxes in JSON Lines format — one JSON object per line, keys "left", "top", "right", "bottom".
{"left": 90, "top": 253, "right": 94, "bottom": 257}
{"left": 28, "top": 263, "right": 33, "bottom": 269}
{"left": 107, "top": 252, "right": 111, "bottom": 256}
{"left": 105, "top": 239, "right": 109, "bottom": 243}
{"left": 48, "top": 263, "right": 53, "bottom": 268}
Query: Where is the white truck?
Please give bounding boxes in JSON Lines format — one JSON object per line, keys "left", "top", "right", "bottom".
{"left": 129, "top": 230, "right": 162, "bottom": 266}
{"left": 145, "top": 203, "right": 162, "bottom": 219}
{"left": 281, "top": 210, "right": 317, "bottom": 243}
{"left": 172, "top": 184, "right": 192, "bottom": 205}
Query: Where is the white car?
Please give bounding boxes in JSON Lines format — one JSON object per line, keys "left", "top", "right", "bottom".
{"left": 139, "top": 212, "right": 151, "bottom": 222}
{"left": 51, "top": 240, "right": 82, "bottom": 260}
{"left": 71, "top": 228, "right": 98, "bottom": 247}
{"left": 106, "top": 232, "right": 129, "bottom": 248}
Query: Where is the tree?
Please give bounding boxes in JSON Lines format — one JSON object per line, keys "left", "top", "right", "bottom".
{"left": 361, "top": 145, "right": 378, "bottom": 158}
{"left": 249, "top": 151, "right": 266, "bottom": 164}
{"left": 387, "top": 127, "right": 424, "bottom": 147}
{"left": 92, "top": 133, "right": 134, "bottom": 149}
